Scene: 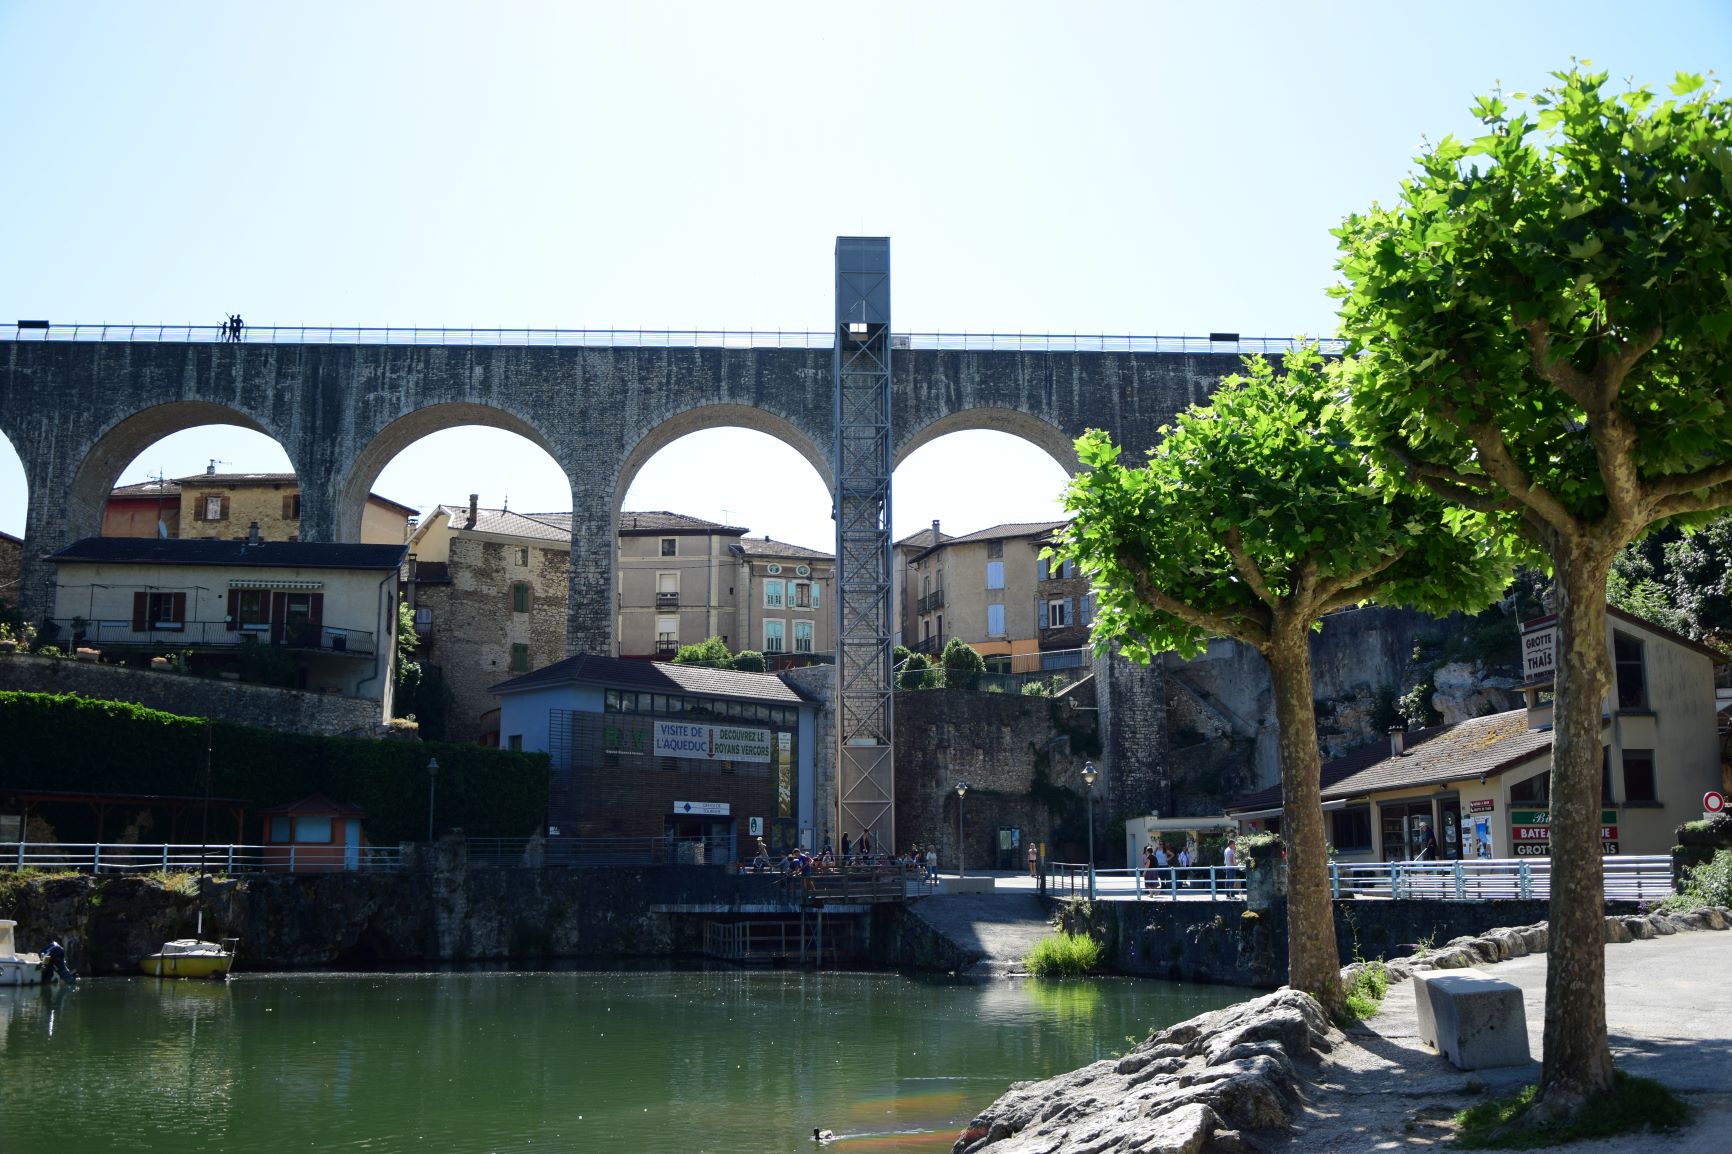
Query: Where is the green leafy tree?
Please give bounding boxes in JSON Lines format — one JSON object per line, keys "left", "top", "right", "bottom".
{"left": 1052, "top": 350, "right": 1509, "bottom": 1017}
{"left": 1333, "top": 68, "right": 1732, "bottom": 1113}
{"left": 393, "top": 598, "right": 421, "bottom": 716}
{"left": 729, "top": 649, "right": 767, "bottom": 673}
{"left": 897, "top": 650, "right": 936, "bottom": 689}
{"left": 673, "top": 636, "right": 734, "bottom": 668}
{"left": 1612, "top": 514, "right": 1732, "bottom": 652}
{"left": 940, "top": 637, "right": 985, "bottom": 690}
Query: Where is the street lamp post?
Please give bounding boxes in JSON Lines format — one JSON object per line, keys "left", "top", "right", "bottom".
{"left": 955, "top": 781, "right": 969, "bottom": 880}
{"left": 1081, "top": 760, "right": 1097, "bottom": 900}
{"left": 426, "top": 757, "right": 440, "bottom": 842}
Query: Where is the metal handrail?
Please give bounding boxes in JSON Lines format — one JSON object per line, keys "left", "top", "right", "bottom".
{"left": 1043, "top": 856, "right": 1674, "bottom": 902}
{"left": 1, "top": 841, "right": 402, "bottom": 873}
{"left": 2, "top": 323, "right": 1344, "bottom": 356}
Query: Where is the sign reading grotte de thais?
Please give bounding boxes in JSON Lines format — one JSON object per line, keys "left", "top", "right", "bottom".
{"left": 1521, "top": 615, "right": 1557, "bottom": 684}
{"left": 653, "top": 721, "right": 772, "bottom": 763}
{"left": 1508, "top": 809, "right": 1620, "bottom": 856}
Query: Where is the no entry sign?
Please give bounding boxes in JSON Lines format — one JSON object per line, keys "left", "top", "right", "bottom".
{"left": 1706, "top": 791, "right": 1726, "bottom": 819}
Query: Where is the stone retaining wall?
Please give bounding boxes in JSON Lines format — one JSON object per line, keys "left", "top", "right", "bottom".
{"left": 0, "top": 652, "right": 386, "bottom": 736}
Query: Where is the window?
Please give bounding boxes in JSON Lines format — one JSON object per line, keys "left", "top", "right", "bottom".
{"left": 1508, "top": 770, "right": 1550, "bottom": 805}
{"left": 511, "top": 582, "right": 531, "bottom": 613}
{"left": 763, "top": 579, "right": 784, "bottom": 608}
{"left": 764, "top": 620, "right": 785, "bottom": 652}
{"left": 987, "top": 604, "right": 1006, "bottom": 636}
{"left": 986, "top": 540, "right": 1003, "bottom": 559}
{"left": 1079, "top": 593, "right": 1094, "bottom": 627}
{"left": 232, "top": 589, "right": 269, "bottom": 630}
{"left": 660, "top": 538, "right": 677, "bottom": 557}
{"left": 507, "top": 735, "right": 523, "bottom": 752}
{"left": 517, "top": 547, "right": 529, "bottom": 566}
{"left": 1332, "top": 806, "right": 1373, "bottom": 853}
{"left": 414, "top": 605, "right": 432, "bottom": 633}
{"left": 656, "top": 614, "right": 678, "bottom": 651}
{"left": 293, "top": 816, "right": 332, "bottom": 843}
{"left": 133, "top": 591, "right": 186, "bottom": 632}
{"left": 509, "top": 643, "right": 530, "bottom": 673}
{"left": 282, "top": 493, "right": 301, "bottom": 520}
{"left": 986, "top": 561, "right": 1005, "bottom": 590}
{"left": 1045, "top": 598, "right": 1070, "bottom": 628}
{"left": 1622, "top": 749, "right": 1657, "bottom": 803}
{"left": 794, "top": 621, "right": 814, "bottom": 653}
{"left": 793, "top": 581, "right": 812, "bottom": 608}
{"left": 1613, "top": 633, "right": 1646, "bottom": 709}
{"left": 199, "top": 494, "right": 228, "bottom": 521}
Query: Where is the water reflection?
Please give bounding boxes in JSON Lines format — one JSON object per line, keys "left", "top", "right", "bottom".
{"left": 0, "top": 968, "right": 1246, "bottom": 1154}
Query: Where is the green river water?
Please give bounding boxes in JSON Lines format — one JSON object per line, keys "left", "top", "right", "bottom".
{"left": 0, "top": 968, "right": 1246, "bottom": 1154}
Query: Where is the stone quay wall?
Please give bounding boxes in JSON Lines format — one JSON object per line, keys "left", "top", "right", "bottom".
{"left": 0, "top": 651, "right": 386, "bottom": 736}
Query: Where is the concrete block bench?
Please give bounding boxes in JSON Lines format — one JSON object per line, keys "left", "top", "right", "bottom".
{"left": 1412, "top": 969, "right": 1531, "bottom": 1070}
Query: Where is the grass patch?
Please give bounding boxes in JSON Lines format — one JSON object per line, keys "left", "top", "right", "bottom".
{"left": 1025, "top": 931, "right": 1103, "bottom": 977}
{"left": 1341, "top": 960, "right": 1390, "bottom": 1022}
{"left": 1453, "top": 1072, "right": 1691, "bottom": 1149}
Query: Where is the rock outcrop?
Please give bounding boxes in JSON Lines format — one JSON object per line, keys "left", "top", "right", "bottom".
{"left": 953, "top": 989, "right": 1338, "bottom": 1153}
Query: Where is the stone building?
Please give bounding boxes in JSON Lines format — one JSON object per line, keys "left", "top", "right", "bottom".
{"left": 406, "top": 500, "right": 836, "bottom": 744}
{"left": 104, "top": 468, "right": 416, "bottom": 545}
{"left": 894, "top": 519, "right": 1089, "bottom": 674}
{"left": 0, "top": 530, "right": 20, "bottom": 611}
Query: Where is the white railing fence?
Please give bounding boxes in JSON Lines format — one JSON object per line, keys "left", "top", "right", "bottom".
{"left": 1045, "top": 856, "right": 1674, "bottom": 903}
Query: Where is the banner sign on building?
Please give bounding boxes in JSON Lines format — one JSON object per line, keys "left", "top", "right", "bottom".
{"left": 1508, "top": 808, "right": 1619, "bottom": 856}
{"left": 1521, "top": 615, "right": 1557, "bottom": 684}
{"left": 1468, "top": 799, "right": 1496, "bottom": 813}
{"left": 673, "top": 800, "right": 730, "bottom": 816}
{"left": 654, "top": 721, "right": 772, "bottom": 763}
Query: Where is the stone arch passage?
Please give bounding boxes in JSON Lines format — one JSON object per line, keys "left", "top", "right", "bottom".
{"left": 612, "top": 402, "right": 833, "bottom": 518}
{"left": 340, "top": 403, "right": 565, "bottom": 543}
{"left": 72, "top": 402, "right": 298, "bottom": 544}
{"left": 893, "top": 406, "right": 1081, "bottom": 479}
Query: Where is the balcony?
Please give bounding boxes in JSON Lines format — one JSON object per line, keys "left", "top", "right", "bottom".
{"left": 909, "top": 635, "right": 943, "bottom": 656}
{"left": 917, "top": 588, "right": 945, "bottom": 614}
{"left": 656, "top": 591, "right": 680, "bottom": 609}
{"left": 45, "top": 618, "right": 377, "bottom": 657}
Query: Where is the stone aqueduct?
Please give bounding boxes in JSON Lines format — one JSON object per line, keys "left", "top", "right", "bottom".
{"left": 0, "top": 331, "right": 1255, "bottom": 817}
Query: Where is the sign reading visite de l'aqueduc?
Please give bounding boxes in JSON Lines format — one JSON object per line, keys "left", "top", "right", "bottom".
{"left": 653, "top": 721, "right": 772, "bottom": 763}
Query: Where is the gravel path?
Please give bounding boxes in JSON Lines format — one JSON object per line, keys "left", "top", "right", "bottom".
{"left": 1269, "top": 932, "right": 1732, "bottom": 1152}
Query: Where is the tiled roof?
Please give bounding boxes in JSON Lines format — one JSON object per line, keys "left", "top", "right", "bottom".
{"left": 491, "top": 653, "right": 813, "bottom": 705}
{"left": 174, "top": 472, "right": 299, "bottom": 485}
{"left": 737, "top": 536, "right": 833, "bottom": 561}
{"left": 48, "top": 537, "right": 407, "bottom": 571}
{"left": 895, "top": 527, "right": 952, "bottom": 549}
{"left": 257, "top": 792, "right": 367, "bottom": 817}
{"left": 943, "top": 519, "right": 1071, "bottom": 545}
{"left": 110, "top": 479, "right": 182, "bottom": 498}
{"left": 618, "top": 511, "right": 749, "bottom": 536}
{"left": 430, "top": 506, "right": 573, "bottom": 543}
{"left": 1227, "top": 708, "right": 1553, "bottom": 814}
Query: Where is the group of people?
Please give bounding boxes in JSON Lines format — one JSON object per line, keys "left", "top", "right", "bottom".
{"left": 221, "top": 313, "right": 244, "bottom": 342}
{"left": 748, "top": 834, "right": 942, "bottom": 886}
{"left": 1140, "top": 839, "right": 1237, "bottom": 895}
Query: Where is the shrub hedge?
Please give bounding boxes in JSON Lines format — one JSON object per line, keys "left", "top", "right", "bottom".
{"left": 0, "top": 692, "right": 550, "bottom": 843}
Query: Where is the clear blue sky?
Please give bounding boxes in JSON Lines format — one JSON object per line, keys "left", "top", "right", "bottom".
{"left": 1, "top": 1, "right": 1724, "bottom": 546}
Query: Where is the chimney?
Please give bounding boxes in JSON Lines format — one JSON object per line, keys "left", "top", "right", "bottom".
{"left": 246, "top": 521, "right": 261, "bottom": 545}
{"left": 931, "top": 518, "right": 940, "bottom": 543}
{"left": 466, "top": 494, "right": 478, "bottom": 529}
{"left": 1388, "top": 726, "right": 1406, "bottom": 758}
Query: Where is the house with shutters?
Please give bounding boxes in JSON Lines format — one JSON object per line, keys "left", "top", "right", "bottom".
{"left": 42, "top": 535, "right": 405, "bottom": 710}
{"left": 893, "top": 519, "right": 1092, "bottom": 675}
{"left": 103, "top": 468, "right": 417, "bottom": 544}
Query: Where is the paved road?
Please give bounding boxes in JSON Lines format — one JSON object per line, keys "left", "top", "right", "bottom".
{"left": 1287, "top": 931, "right": 1732, "bottom": 1152}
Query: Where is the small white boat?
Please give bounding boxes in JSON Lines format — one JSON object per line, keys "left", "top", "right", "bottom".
{"left": 0, "top": 920, "right": 45, "bottom": 986}
{"left": 141, "top": 937, "right": 238, "bottom": 979}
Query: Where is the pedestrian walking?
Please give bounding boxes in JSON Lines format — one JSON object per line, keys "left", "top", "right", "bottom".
{"left": 1027, "top": 842, "right": 1039, "bottom": 878}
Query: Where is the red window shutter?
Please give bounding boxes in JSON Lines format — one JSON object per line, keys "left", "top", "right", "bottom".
{"left": 132, "top": 592, "right": 148, "bottom": 631}
{"left": 171, "top": 592, "right": 187, "bottom": 624}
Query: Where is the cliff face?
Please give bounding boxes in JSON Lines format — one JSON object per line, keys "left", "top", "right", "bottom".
{"left": 0, "top": 859, "right": 782, "bottom": 974}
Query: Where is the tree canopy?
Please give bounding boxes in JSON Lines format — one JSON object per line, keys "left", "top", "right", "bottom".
{"left": 1333, "top": 66, "right": 1732, "bottom": 1115}
{"left": 1054, "top": 349, "right": 1509, "bottom": 1015}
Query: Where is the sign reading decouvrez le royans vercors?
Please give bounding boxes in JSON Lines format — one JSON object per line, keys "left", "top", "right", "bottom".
{"left": 653, "top": 721, "right": 772, "bottom": 763}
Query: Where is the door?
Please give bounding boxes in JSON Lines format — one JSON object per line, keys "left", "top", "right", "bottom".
{"left": 1437, "top": 796, "right": 1462, "bottom": 860}
{"left": 344, "top": 819, "right": 361, "bottom": 871}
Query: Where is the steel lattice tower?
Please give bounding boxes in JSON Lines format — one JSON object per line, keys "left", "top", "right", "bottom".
{"left": 833, "top": 237, "right": 895, "bottom": 854}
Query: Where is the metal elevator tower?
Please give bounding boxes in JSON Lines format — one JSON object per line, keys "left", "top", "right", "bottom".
{"left": 833, "top": 237, "right": 895, "bottom": 854}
